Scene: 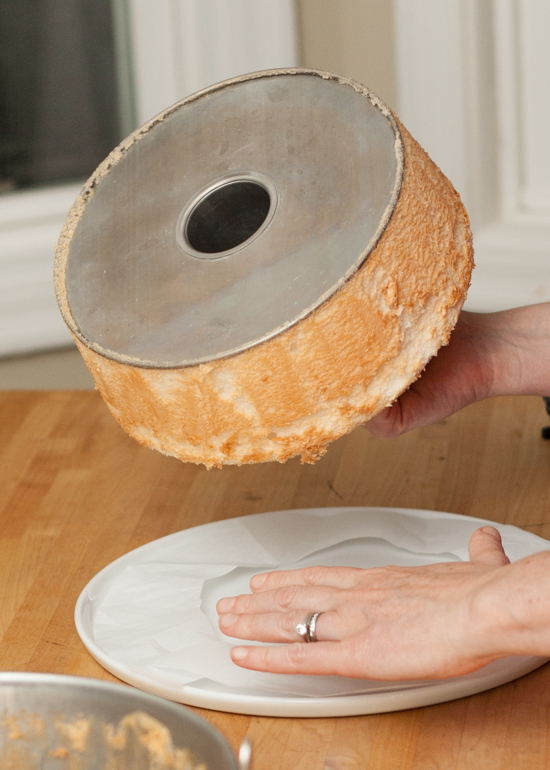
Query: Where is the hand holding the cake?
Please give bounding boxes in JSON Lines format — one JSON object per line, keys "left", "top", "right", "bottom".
{"left": 218, "top": 527, "right": 550, "bottom": 679}
{"left": 367, "top": 302, "right": 550, "bottom": 438}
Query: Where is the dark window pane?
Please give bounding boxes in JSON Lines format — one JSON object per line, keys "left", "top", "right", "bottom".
{"left": 0, "top": 0, "right": 121, "bottom": 189}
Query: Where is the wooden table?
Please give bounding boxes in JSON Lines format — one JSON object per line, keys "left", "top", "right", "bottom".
{"left": 1, "top": 390, "right": 549, "bottom": 769}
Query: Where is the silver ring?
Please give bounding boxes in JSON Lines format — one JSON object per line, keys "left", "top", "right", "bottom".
{"left": 307, "top": 611, "right": 321, "bottom": 642}
{"left": 296, "top": 612, "right": 322, "bottom": 643}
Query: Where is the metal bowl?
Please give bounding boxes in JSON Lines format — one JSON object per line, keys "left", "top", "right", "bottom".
{"left": 0, "top": 672, "right": 242, "bottom": 769}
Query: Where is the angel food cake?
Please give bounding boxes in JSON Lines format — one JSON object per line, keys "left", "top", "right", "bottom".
{"left": 55, "top": 69, "right": 473, "bottom": 468}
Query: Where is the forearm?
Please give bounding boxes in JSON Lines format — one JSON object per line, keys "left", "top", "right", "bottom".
{"left": 470, "top": 549, "right": 550, "bottom": 660}
{"left": 482, "top": 301, "right": 550, "bottom": 397}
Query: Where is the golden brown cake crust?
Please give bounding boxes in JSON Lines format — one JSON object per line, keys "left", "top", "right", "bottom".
{"left": 71, "top": 117, "right": 473, "bottom": 468}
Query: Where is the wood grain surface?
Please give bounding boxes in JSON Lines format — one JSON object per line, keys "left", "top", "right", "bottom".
{"left": 0, "top": 390, "right": 549, "bottom": 769}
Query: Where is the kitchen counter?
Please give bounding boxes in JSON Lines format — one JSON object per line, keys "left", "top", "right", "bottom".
{"left": 1, "top": 390, "right": 549, "bottom": 769}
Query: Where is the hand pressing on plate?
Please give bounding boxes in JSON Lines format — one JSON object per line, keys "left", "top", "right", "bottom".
{"left": 217, "top": 527, "right": 550, "bottom": 680}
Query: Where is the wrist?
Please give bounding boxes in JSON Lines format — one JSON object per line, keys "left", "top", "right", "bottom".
{"left": 468, "top": 552, "right": 550, "bottom": 660}
{"left": 466, "top": 566, "right": 520, "bottom": 660}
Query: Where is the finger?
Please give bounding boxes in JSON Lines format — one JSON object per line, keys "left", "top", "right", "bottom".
{"left": 366, "top": 384, "right": 450, "bottom": 439}
{"left": 230, "top": 640, "right": 348, "bottom": 676}
{"left": 217, "top": 583, "right": 340, "bottom": 616}
{"left": 230, "top": 638, "right": 495, "bottom": 681}
{"left": 219, "top": 608, "right": 338, "bottom": 643}
{"left": 249, "top": 564, "right": 366, "bottom": 593}
{"left": 468, "top": 527, "right": 510, "bottom": 567}
{"left": 365, "top": 404, "right": 404, "bottom": 439}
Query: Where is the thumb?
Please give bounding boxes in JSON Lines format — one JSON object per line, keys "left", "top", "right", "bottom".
{"left": 468, "top": 526, "right": 510, "bottom": 567}
{"left": 366, "top": 405, "right": 403, "bottom": 439}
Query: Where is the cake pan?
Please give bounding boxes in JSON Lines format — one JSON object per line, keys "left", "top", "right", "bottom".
{"left": 0, "top": 672, "right": 241, "bottom": 769}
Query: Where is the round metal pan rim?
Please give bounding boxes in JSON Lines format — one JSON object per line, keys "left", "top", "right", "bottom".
{"left": 54, "top": 68, "right": 404, "bottom": 370}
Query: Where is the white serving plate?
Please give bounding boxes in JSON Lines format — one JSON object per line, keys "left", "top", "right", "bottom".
{"left": 75, "top": 507, "right": 550, "bottom": 717}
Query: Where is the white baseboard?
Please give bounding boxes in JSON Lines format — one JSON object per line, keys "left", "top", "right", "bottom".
{"left": 465, "top": 259, "right": 549, "bottom": 312}
{"left": 465, "top": 220, "right": 550, "bottom": 311}
{"left": 0, "top": 184, "right": 80, "bottom": 358}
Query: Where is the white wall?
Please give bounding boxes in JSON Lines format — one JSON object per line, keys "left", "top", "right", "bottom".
{"left": 394, "top": 0, "right": 550, "bottom": 311}
{"left": 297, "top": 0, "right": 397, "bottom": 111}
{"left": 128, "top": 0, "right": 298, "bottom": 125}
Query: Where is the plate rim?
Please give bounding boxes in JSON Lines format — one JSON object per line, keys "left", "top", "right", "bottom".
{"left": 74, "top": 506, "right": 550, "bottom": 717}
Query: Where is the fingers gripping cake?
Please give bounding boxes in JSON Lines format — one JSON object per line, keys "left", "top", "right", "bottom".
{"left": 55, "top": 69, "right": 473, "bottom": 468}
